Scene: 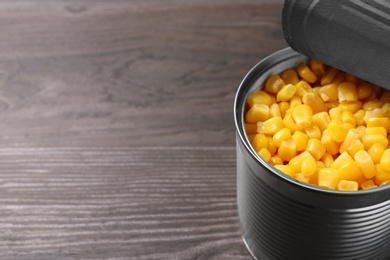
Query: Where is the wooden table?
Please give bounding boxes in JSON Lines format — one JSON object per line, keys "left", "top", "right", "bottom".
{"left": 0, "top": 0, "right": 287, "bottom": 259}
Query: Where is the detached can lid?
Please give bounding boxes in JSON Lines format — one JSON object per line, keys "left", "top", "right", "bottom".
{"left": 282, "top": 0, "right": 390, "bottom": 90}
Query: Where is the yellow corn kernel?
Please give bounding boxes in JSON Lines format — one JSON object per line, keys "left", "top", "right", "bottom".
{"left": 332, "top": 152, "right": 363, "bottom": 181}
{"left": 318, "top": 168, "right": 339, "bottom": 189}
{"left": 274, "top": 165, "right": 295, "bottom": 177}
{"left": 304, "top": 123, "right": 321, "bottom": 139}
{"left": 354, "top": 150, "right": 376, "bottom": 179}
{"left": 258, "top": 148, "right": 271, "bottom": 162}
{"left": 317, "top": 161, "right": 326, "bottom": 169}
{"left": 366, "top": 127, "right": 387, "bottom": 137}
{"left": 318, "top": 83, "right": 338, "bottom": 102}
{"left": 339, "top": 101, "right": 362, "bottom": 114}
{"left": 345, "top": 73, "right": 359, "bottom": 84}
{"left": 292, "top": 104, "right": 313, "bottom": 130}
{"left": 291, "top": 131, "right": 308, "bottom": 152}
{"left": 309, "top": 168, "right": 319, "bottom": 185}
{"left": 347, "top": 139, "right": 364, "bottom": 158}
{"left": 312, "top": 112, "right": 331, "bottom": 133}
{"left": 321, "top": 129, "right": 340, "bottom": 155}
{"left": 286, "top": 96, "right": 303, "bottom": 114}
{"left": 357, "top": 82, "right": 374, "bottom": 100}
{"left": 310, "top": 59, "right": 326, "bottom": 76}
{"left": 367, "top": 143, "right": 385, "bottom": 164}
{"left": 340, "top": 129, "right": 359, "bottom": 154}
{"left": 273, "top": 128, "right": 292, "bottom": 147}
{"left": 337, "top": 180, "right": 358, "bottom": 191}
{"left": 354, "top": 109, "right": 366, "bottom": 126}
{"left": 329, "top": 107, "right": 342, "bottom": 122}
{"left": 363, "top": 108, "right": 384, "bottom": 121}
{"left": 269, "top": 155, "right": 283, "bottom": 166}
{"left": 265, "top": 74, "right": 285, "bottom": 94}
{"left": 306, "top": 138, "right": 326, "bottom": 161}
{"left": 338, "top": 82, "right": 358, "bottom": 102}
{"left": 278, "top": 138, "right": 297, "bottom": 162}
{"left": 251, "top": 134, "right": 269, "bottom": 152}
{"left": 294, "top": 173, "right": 310, "bottom": 183}
{"left": 247, "top": 134, "right": 256, "bottom": 144}
{"left": 327, "top": 120, "right": 349, "bottom": 142}
{"left": 302, "top": 92, "right": 328, "bottom": 114}
{"left": 283, "top": 113, "right": 298, "bottom": 133}
{"left": 245, "top": 104, "right": 270, "bottom": 123}
{"left": 269, "top": 103, "right": 281, "bottom": 118}
{"left": 361, "top": 179, "right": 377, "bottom": 190}
{"left": 257, "top": 117, "right": 284, "bottom": 135}
{"left": 333, "top": 72, "right": 346, "bottom": 86}
{"left": 270, "top": 95, "right": 277, "bottom": 104}
{"left": 244, "top": 123, "right": 258, "bottom": 135}
{"left": 376, "top": 163, "right": 390, "bottom": 182}
{"left": 277, "top": 84, "right": 296, "bottom": 102}
{"left": 301, "top": 156, "right": 318, "bottom": 177}
{"left": 380, "top": 180, "right": 390, "bottom": 186}
{"left": 363, "top": 99, "right": 384, "bottom": 111}
{"left": 295, "top": 80, "right": 313, "bottom": 98}
{"left": 266, "top": 136, "right": 277, "bottom": 156}
{"left": 366, "top": 117, "right": 390, "bottom": 131}
{"left": 355, "top": 125, "right": 366, "bottom": 140}
{"left": 379, "top": 91, "right": 390, "bottom": 103}
{"left": 321, "top": 68, "right": 339, "bottom": 86}
{"left": 289, "top": 151, "right": 314, "bottom": 173}
{"left": 381, "top": 103, "right": 390, "bottom": 117}
{"left": 325, "top": 101, "right": 339, "bottom": 110}
{"left": 380, "top": 149, "right": 390, "bottom": 172}
{"left": 247, "top": 90, "right": 272, "bottom": 107}
{"left": 362, "top": 134, "right": 389, "bottom": 151}
{"left": 321, "top": 153, "right": 334, "bottom": 168}
{"left": 279, "top": 101, "right": 290, "bottom": 118}
{"left": 281, "top": 69, "right": 300, "bottom": 85}
{"left": 341, "top": 110, "right": 356, "bottom": 126}
{"left": 296, "top": 64, "right": 318, "bottom": 83}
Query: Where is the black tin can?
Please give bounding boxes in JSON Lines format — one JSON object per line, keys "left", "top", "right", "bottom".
{"left": 234, "top": 48, "right": 390, "bottom": 260}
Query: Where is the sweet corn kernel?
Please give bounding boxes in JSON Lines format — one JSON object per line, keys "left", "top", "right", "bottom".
{"left": 354, "top": 109, "right": 366, "bottom": 126}
{"left": 301, "top": 156, "right": 317, "bottom": 177}
{"left": 354, "top": 150, "right": 376, "bottom": 179}
{"left": 380, "top": 149, "right": 390, "bottom": 172}
{"left": 296, "top": 64, "right": 318, "bottom": 83}
{"left": 363, "top": 108, "right": 384, "bottom": 121}
{"left": 265, "top": 74, "right": 285, "bottom": 94}
{"left": 283, "top": 113, "right": 299, "bottom": 133}
{"left": 345, "top": 73, "right": 359, "bottom": 84}
{"left": 363, "top": 99, "right": 384, "bottom": 111}
{"left": 362, "top": 134, "right": 389, "bottom": 150}
{"left": 376, "top": 163, "right": 390, "bottom": 181}
{"left": 327, "top": 120, "right": 349, "bottom": 142}
{"left": 321, "top": 129, "right": 340, "bottom": 155}
{"left": 380, "top": 180, "right": 390, "bottom": 186}
{"left": 318, "top": 83, "right": 338, "bottom": 102}
{"left": 266, "top": 136, "right": 277, "bottom": 156}
{"left": 258, "top": 148, "right": 271, "bottom": 162}
{"left": 306, "top": 138, "right": 326, "bottom": 161}
{"left": 357, "top": 82, "right": 373, "bottom": 100}
{"left": 347, "top": 139, "right": 364, "bottom": 158}
{"left": 286, "top": 96, "right": 303, "bottom": 114}
{"left": 321, "top": 153, "right": 334, "bottom": 168}
{"left": 332, "top": 152, "right": 363, "bottom": 181}
{"left": 274, "top": 165, "right": 295, "bottom": 177}
{"left": 341, "top": 110, "right": 356, "bottom": 126}
{"left": 338, "top": 82, "right": 358, "bottom": 102}
{"left": 269, "top": 103, "right": 281, "bottom": 118}
{"left": 257, "top": 117, "right": 284, "bottom": 135}
{"left": 312, "top": 112, "right": 331, "bottom": 133}
{"left": 295, "top": 80, "right": 313, "bottom": 98}
{"left": 277, "top": 84, "right": 296, "bottom": 102}
{"left": 305, "top": 123, "right": 321, "bottom": 139}
{"left": 366, "top": 127, "right": 387, "bottom": 137}
{"left": 247, "top": 90, "right": 272, "bottom": 107}
{"left": 366, "top": 117, "right": 390, "bottom": 131}
{"left": 295, "top": 173, "right": 310, "bottom": 183}
{"left": 252, "top": 134, "right": 269, "bottom": 152}
{"left": 292, "top": 104, "right": 313, "bottom": 130}
{"left": 273, "top": 128, "right": 292, "bottom": 147}
{"left": 279, "top": 101, "right": 289, "bottom": 118}
{"left": 302, "top": 92, "right": 328, "bottom": 114}
{"left": 380, "top": 92, "right": 390, "bottom": 103}
{"left": 278, "top": 138, "right": 297, "bottom": 162}
{"left": 337, "top": 180, "right": 358, "bottom": 191}
{"left": 382, "top": 103, "right": 390, "bottom": 117}
{"left": 318, "top": 168, "right": 339, "bottom": 189}
{"left": 244, "top": 123, "right": 257, "bottom": 135}
{"left": 325, "top": 101, "right": 339, "bottom": 110}
{"left": 269, "top": 155, "right": 283, "bottom": 166}
{"left": 291, "top": 131, "right": 308, "bottom": 152}
{"left": 281, "top": 69, "right": 299, "bottom": 85}
{"left": 289, "top": 151, "right": 314, "bottom": 173}
{"left": 340, "top": 129, "right": 359, "bottom": 154}
{"left": 367, "top": 143, "right": 385, "bottom": 164}
{"left": 245, "top": 104, "right": 270, "bottom": 123}
{"left": 339, "top": 101, "right": 362, "bottom": 114}
{"left": 332, "top": 72, "right": 346, "bottom": 85}
{"left": 329, "top": 107, "right": 342, "bottom": 122}
{"left": 355, "top": 125, "right": 366, "bottom": 140}
{"left": 361, "top": 179, "right": 377, "bottom": 190}
{"left": 321, "top": 68, "right": 339, "bottom": 86}
{"left": 309, "top": 59, "right": 325, "bottom": 76}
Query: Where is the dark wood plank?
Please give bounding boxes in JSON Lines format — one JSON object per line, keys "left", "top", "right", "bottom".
{"left": 0, "top": 0, "right": 286, "bottom": 147}
{"left": 0, "top": 146, "right": 249, "bottom": 259}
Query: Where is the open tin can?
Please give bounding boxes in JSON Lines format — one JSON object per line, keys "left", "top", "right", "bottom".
{"left": 234, "top": 47, "right": 390, "bottom": 260}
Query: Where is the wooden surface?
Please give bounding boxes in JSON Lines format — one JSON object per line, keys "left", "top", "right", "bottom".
{"left": 0, "top": 0, "right": 287, "bottom": 259}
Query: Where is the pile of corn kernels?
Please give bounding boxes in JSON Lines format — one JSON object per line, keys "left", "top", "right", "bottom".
{"left": 245, "top": 59, "right": 390, "bottom": 191}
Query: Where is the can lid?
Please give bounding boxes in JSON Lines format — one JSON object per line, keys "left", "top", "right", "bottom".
{"left": 282, "top": 0, "right": 390, "bottom": 90}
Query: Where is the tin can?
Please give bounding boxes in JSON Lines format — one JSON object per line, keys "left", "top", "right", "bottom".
{"left": 234, "top": 47, "right": 390, "bottom": 260}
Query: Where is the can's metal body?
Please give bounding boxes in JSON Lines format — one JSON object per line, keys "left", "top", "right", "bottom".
{"left": 234, "top": 48, "right": 390, "bottom": 260}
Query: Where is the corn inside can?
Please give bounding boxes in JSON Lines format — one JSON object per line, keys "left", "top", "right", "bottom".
{"left": 234, "top": 47, "right": 390, "bottom": 260}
